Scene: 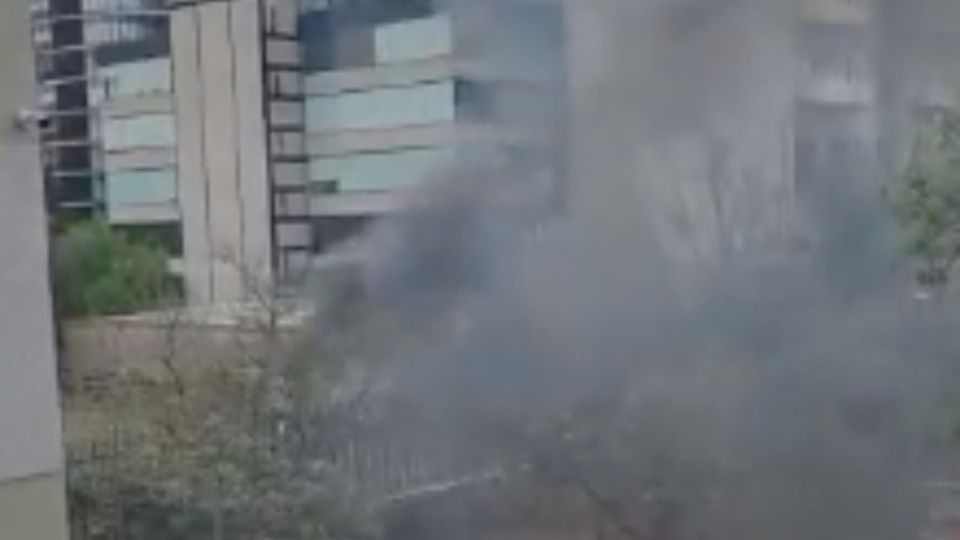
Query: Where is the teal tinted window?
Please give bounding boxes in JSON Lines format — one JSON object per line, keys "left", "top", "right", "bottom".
{"left": 306, "top": 81, "right": 455, "bottom": 132}
{"left": 309, "top": 147, "right": 452, "bottom": 192}
{"left": 105, "top": 168, "right": 177, "bottom": 206}
{"left": 374, "top": 15, "right": 452, "bottom": 64}
{"left": 103, "top": 114, "right": 176, "bottom": 150}
{"left": 95, "top": 58, "right": 172, "bottom": 101}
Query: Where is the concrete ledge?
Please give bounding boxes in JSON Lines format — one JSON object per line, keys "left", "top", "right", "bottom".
{"left": 104, "top": 146, "right": 177, "bottom": 171}
{"left": 797, "top": 76, "right": 874, "bottom": 106}
{"left": 310, "top": 191, "right": 407, "bottom": 216}
{"left": 0, "top": 472, "right": 68, "bottom": 540}
{"left": 800, "top": 0, "right": 871, "bottom": 25}
{"left": 306, "top": 123, "right": 533, "bottom": 157}
{"left": 101, "top": 94, "right": 174, "bottom": 118}
{"left": 107, "top": 202, "right": 180, "bottom": 224}
{"left": 307, "top": 123, "right": 456, "bottom": 156}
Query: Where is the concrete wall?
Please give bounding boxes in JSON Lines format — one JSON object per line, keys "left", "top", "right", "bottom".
{"left": 0, "top": 0, "right": 68, "bottom": 537}
{"left": 172, "top": 0, "right": 274, "bottom": 304}
{"left": 0, "top": 473, "right": 69, "bottom": 540}
{"left": 62, "top": 315, "right": 302, "bottom": 388}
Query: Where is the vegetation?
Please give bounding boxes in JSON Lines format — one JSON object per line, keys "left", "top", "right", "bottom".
{"left": 890, "top": 106, "right": 960, "bottom": 288}
{"left": 66, "top": 347, "right": 349, "bottom": 540}
{"left": 54, "top": 219, "right": 176, "bottom": 318}
{"left": 60, "top": 251, "right": 734, "bottom": 540}
{"left": 64, "top": 282, "right": 392, "bottom": 540}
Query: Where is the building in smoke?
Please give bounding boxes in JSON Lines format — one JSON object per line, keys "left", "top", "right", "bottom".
{"left": 31, "top": 0, "right": 957, "bottom": 304}
{"left": 793, "top": 0, "right": 960, "bottom": 265}
{"left": 794, "top": 0, "right": 878, "bottom": 192}
{"left": 31, "top": 0, "right": 568, "bottom": 305}
{"left": 563, "top": 0, "right": 960, "bottom": 265}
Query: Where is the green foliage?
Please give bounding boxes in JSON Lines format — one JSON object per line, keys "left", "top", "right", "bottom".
{"left": 54, "top": 219, "right": 175, "bottom": 318}
{"left": 63, "top": 300, "right": 381, "bottom": 540}
{"left": 890, "top": 107, "right": 960, "bottom": 285}
{"left": 65, "top": 352, "right": 375, "bottom": 540}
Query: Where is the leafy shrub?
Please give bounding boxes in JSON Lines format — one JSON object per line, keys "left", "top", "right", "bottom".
{"left": 54, "top": 219, "right": 176, "bottom": 318}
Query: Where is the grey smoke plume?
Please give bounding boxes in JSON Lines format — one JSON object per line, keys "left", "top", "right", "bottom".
{"left": 309, "top": 1, "right": 960, "bottom": 539}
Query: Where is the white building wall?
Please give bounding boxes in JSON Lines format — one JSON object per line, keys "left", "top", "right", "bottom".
{"left": 0, "top": 0, "right": 68, "bottom": 537}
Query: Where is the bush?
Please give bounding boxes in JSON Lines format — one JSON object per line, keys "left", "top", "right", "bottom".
{"left": 54, "top": 220, "right": 176, "bottom": 318}
{"left": 890, "top": 106, "right": 960, "bottom": 287}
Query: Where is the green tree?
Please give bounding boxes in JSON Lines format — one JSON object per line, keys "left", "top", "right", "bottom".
{"left": 54, "top": 219, "right": 175, "bottom": 318}
{"left": 890, "top": 106, "right": 960, "bottom": 289}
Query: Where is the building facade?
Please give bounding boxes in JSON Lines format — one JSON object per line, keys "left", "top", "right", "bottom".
{"left": 0, "top": 1, "right": 69, "bottom": 538}
{"left": 564, "top": 0, "right": 960, "bottom": 266}
{"left": 40, "top": 0, "right": 958, "bottom": 302}
{"left": 36, "top": 0, "right": 567, "bottom": 304}
{"left": 33, "top": 0, "right": 169, "bottom": 221}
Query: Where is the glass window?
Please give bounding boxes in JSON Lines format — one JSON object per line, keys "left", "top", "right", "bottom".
{"left": 105, "top": 168, "right": 177, "bottom": 206}
{"left": 311, "top": 215, "right": 371, "bottom": 253}
{"left": 300, "top": 9, "right": 335, "bottom": 71}
{"left": 103, "top": 114, "right": 176, "bottom": 150}
{"left": 96, "top": 58, "right": 171, "bottom": 101}
{"left": 333, "top": 26, "right": 375, "bottom": 68}
{"left": 374, "top": 15, "right": 452, "bottom": 64}
{"left": 309, "top": 146, "right": 452, "bottom": 192}
{"left": 305, "top": 81, "right": 454, "bottom": 132}
{"left": 328, "top": 0, "right": 434, "bottom": 26}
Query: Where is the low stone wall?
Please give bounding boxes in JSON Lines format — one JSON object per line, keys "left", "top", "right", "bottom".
{"left": 60, "top": 309, "right": 309, "bottom": 454}
{"left": 0, "top": 473, "right": 70, "bottom": 540}
{"left": 61, "top": 310, "right": 305, "bottom": 389}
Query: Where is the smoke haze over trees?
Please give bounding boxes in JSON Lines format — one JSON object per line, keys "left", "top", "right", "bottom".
{"left": 64, "top": 1, "right": 960, "bottom": 539}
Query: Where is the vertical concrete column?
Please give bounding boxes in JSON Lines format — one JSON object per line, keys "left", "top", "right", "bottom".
{"left": 172, "top": 0, "right": 274, "bottom": 304}
{"left": 232, "top": 0, "right": 275, "bottom": 291}
{"left": 172, "top": 4, "right": 215, "bottom": 303}
{"left": 0, "top": 1, "right": 69, "bottom": 538}
{"left": 198, "top": 1, "right": 246, "bottom": 300}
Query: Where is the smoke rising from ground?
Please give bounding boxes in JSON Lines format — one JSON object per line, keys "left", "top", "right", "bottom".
{"left": 310, "top": 1, "right": 960, "bottom": 539}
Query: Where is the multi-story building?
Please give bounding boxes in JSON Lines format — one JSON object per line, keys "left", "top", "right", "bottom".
{"left": 564, "top": 0, "right": 960, "bottom": 265}
{"left": 48, "top": 0, "right": 960, "bottom": 304}
{"left": 0, "top": 1, "right": 69, "bottom": 537}
{"left": 794, "top": 0, "right": 960, "bottom": 203}
{"left": 793, "top": 0, "right": 960, "bottom": 276}
{"left": 33, "top": 0, "right": 169, "bottom": 222}
{"left": 165, "top": 0, "right": 471, "bottom": 302}
{"left": 875, "top": 0, "right": 960, "bottom": 172}
{"left": 35, "top": 0, "right": 567, "bottom": 305}
{"left": 794, "top": 0, "right": 878, "bottom": 199}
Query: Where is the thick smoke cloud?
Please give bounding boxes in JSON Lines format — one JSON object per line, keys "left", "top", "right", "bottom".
{"left": 309, "top": 1, "right": 960, "bottom": 539}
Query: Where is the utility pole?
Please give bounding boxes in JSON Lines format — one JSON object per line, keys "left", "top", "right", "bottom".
{"left": 0, "top": 1, "right": 69, "bottom": 538}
